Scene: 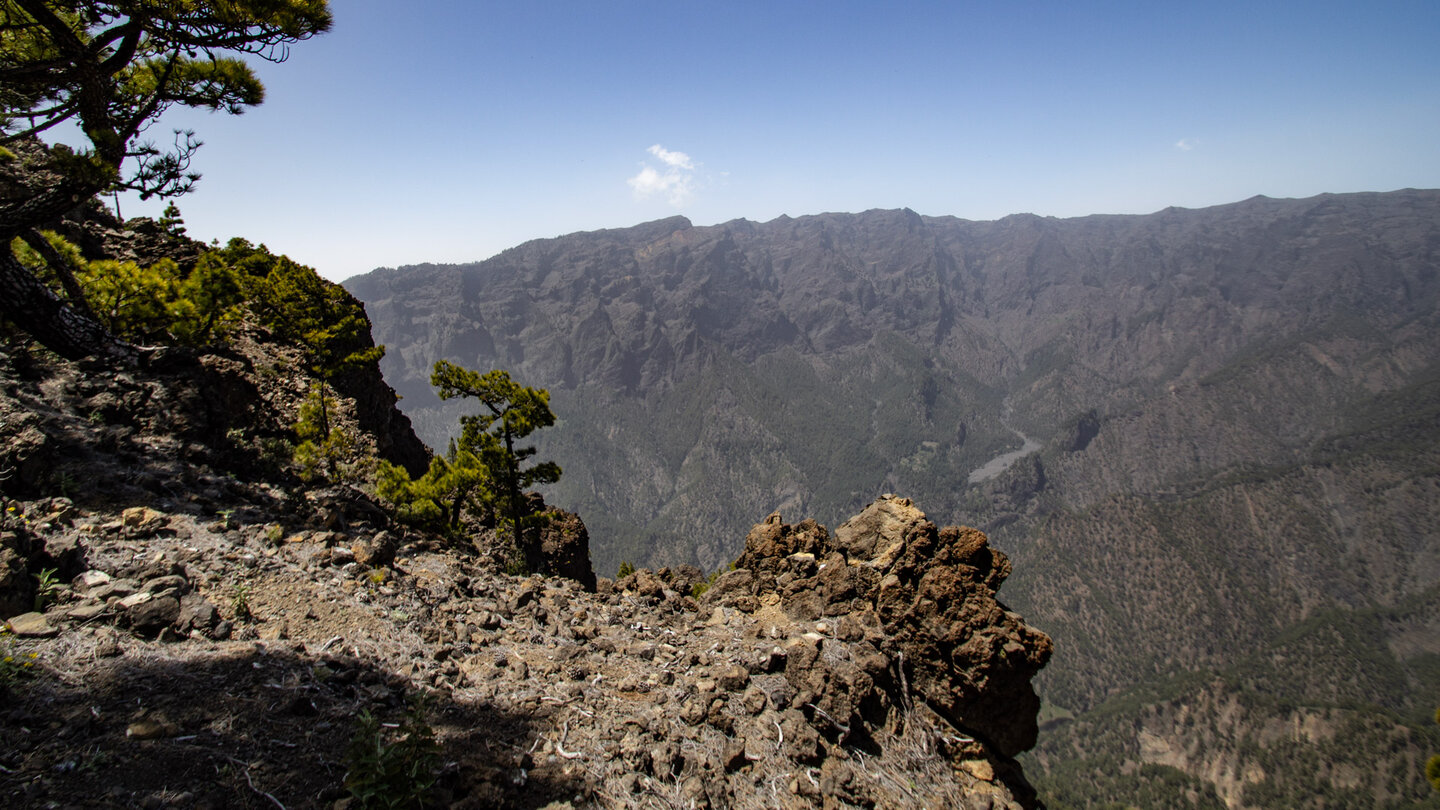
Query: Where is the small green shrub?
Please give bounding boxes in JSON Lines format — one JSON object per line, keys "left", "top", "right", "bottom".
{"left": 53, "top": 471, "right": 77, "bottom": 498}
{"left": 257, "top": 436, "right": 294, "bottom": 472}
{"left": 691, "top": 565, "right": 727, "bottom": 599}
{"left": 375, "top": 449, "right": 485, "bottom": 535}
{"left": 502, "top": 551, "right": 530, "bottom": 578}
{"left": 616, "top": 561, "right": 636, "bottom": 579}
{"left": 343, "top": 701, "right": 440, "bottom": 809}
{"left": 214, "top": 508, "right": 238, "bottom": 530}
{"left": 33, "top": 567, "right": 61, "bottom": 612}
{"left": 292, "top": 383, "right": 372, "bottom": 484}
{"left": 230, "top": 581, "right": 252, "bottom": 622}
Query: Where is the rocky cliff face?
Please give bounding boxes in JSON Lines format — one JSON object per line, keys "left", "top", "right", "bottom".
{"left": 349, "top": 190, "right": 1440, "bottom": 575}
{"left": 350, "top": 189, "right": 1440, "bottom": 808}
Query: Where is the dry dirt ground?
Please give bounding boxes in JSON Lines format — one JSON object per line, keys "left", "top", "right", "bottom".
{"left": 0, "top": 348, "right": 1040, "bottom": 809}
{"left": 1, "top": 497, "right": 1027, "bottom": 810}
{"left": 1, "top": 499, "right": 579, "bottom": 808}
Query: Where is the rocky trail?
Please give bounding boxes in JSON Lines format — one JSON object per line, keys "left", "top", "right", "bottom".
{"left": 1, "top": 493, "right": 1047, "bottom": 810}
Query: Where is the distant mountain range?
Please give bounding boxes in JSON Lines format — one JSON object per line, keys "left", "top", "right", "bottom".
{"left": 347, "top": 190, "right": 1440, "bottom": 808}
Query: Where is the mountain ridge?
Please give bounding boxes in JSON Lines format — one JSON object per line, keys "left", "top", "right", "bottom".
{"left": 348, "top": 188, "right": 1440, "bottom": 566}
{"left": 351, "top": 188, "right": 1440, "bottom": 808}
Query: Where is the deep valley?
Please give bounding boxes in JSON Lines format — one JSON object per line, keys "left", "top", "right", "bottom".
{"left": 351, "top": 189, "right": 1440, "bottom": 808}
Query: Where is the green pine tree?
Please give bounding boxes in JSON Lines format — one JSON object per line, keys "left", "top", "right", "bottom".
{"left": 0, "top": 0, "right": 332, "bottom": 361}
{"left": 430, "top": 361, "right": 561, "bottom": 573}
{"left": 376, "top": 440, "right": 490, "bottom": 533}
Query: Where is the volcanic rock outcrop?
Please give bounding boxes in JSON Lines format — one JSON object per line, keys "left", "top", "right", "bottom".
{"left": 536, "top": 506, "right": 597, "bottom": 592}
{"left": 706, "top": 494, "right": 1053, "bottom": 760}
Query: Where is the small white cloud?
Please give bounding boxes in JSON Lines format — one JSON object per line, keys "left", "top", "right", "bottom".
{"left": 628, "top": 144, "right": 698, "bottom": 207}
{"left": 648, "top": 144, "right": 694, "bottom": 170}
{"left": 628, "top": 165, "right": 665, "bottom": 194}
{"left": 1175, "top": 138, "right": 1198, "bottom": 151}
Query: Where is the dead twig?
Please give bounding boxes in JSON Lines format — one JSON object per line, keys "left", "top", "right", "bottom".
{"left": 806, "top": 703, "right": 850, "bottom": 735}
{"left": 555, "top": 720, "right": 583, "bottom": 760}
{"left": 213, "top": 752, "right": 286, "bottom": 810}
{"left": 244, "top": 766, "right": 286, "bottom": 810}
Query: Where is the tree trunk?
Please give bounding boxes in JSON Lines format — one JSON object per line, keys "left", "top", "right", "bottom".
{"left": 20, "top": 229, "right": 99, "bottom": 321}
{"left": 503, "top": 432, "right": 544, "bottom": 575}
{"left": 448, "top": 484, "right": 471, "bottom": 530}
{"left": 0, "top": 246, "right": 138, "bottom": 363}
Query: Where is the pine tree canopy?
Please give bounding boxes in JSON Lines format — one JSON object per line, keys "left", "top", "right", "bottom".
{"left": 0, "top": 0, "right": 332, "bottom": 360}
{"left": 431, "top": 361, "right": 562, "bottom": 572}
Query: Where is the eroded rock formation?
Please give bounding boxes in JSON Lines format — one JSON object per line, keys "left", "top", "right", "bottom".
{"left": 536, "top": 502, "right": 597, "bottom": 592}
{"left": 706, "top": 494, "right": 1053, "bottom": 784}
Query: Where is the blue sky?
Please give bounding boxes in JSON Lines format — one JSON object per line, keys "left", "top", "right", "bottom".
{"left": 116, "top": 1, "right": 1440, "bottom": 281}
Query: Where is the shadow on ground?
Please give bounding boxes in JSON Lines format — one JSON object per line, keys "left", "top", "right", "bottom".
{"left": 0, "top": 638, "right": 585, "bottom": 808}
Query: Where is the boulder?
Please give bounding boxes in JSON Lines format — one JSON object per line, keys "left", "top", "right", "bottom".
{"left": 615, "top": 568, "right": 667, "bottom": 599}
{"left": 120, "top": 506, "right": 168, "bottom": 534}
{"left": 125, "top": 594, "right": 181, "bottom": 636}
{"left": 351, "top": 531, "right": 397, "bottom": 568}
{"left": 73, "top": 570, "right": 112, "bottom": 590}
{"left": 704, "top": 494, "right": 1053, "bottom": 758}
{"left": 6, "top": 611, "right": 58, "bottom": 637}
{"left": 615, "top": 564, "right": 704, "bottom": 602}
{"left": 176, "top": 593, "right": 220, "bottom": 636}
{"left": 536, "top": 506, "right": 597, "bottom": 592}
{"left": 0, "top": 422, "right": 52, "bottom": 496}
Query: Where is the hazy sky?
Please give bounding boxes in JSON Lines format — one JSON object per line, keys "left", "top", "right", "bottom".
{"left": 115, "top": 1, "right": 1440, "bottom": 281}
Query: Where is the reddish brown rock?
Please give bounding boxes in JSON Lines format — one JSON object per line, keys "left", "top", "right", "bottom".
{"left": 614, "top": 562, "right": 702, "bottom": 601}
{"left": 706, "top": 494, "right": 1052, "bottom": 758}
{"left": 536, "top": 507, "right": 597, "bottom": 592}
{"left": 351, "top": 531, "right": 397, "bottom": 568}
